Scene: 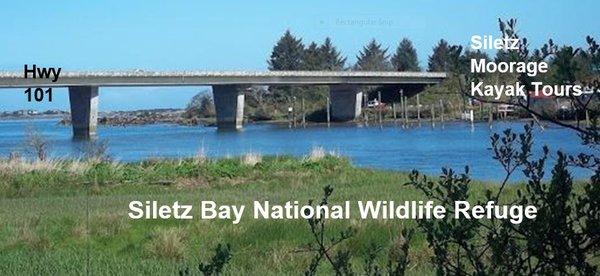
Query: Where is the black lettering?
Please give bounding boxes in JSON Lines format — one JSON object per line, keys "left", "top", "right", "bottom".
{"left": 24, "top": 64, "right": 36, "bottom": 79}
{"left": 52, "top": 68, "right": 62, "bottom": 82}
{"left": 34, "top": 88, "right": 44, "bottom": 101}
{"left": 24, "top": 88, "right": 32, "bottom": 102}
{"left": 24, "top": 87, "right": 52, "bottom": 102}
{"left": 45, "top": 88, "right": 53, "bottom": 101}
{"left": 37, "top": 67, "right": 52, "bottom": 79}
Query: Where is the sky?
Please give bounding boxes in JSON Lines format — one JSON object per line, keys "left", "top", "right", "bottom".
{"left": 0, "top": 0, "right": 598, "bottom": 111}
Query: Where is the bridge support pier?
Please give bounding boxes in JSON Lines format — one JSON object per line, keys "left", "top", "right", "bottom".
{"left": 329, "top": 84, "right": 362, "bottom": 121}
{"left": 212, "top": 85, "right": 245, "bottom": 130}
{"left": 68, "top": 86, "right": 99, "bottom": 139}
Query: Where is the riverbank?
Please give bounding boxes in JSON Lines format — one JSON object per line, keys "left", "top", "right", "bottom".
{"left": 0, "top": 154, "right": 517, "bottom": 274}
{"left": 4, "top": 104, "right": 582, "bottom": 131}
{"left": 0, "top": 107, "right": 527, "bottom": 127}
{"left": 1, "top": 109, "right": 517, "bottom": 128}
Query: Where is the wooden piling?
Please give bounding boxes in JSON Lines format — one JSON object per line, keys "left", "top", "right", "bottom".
{"left": 288, "top": 105, "right": 292, "bottom": 129}
{"left": 439, "top": 99, "right": 444, "bottom": 124}
{"left": 363, "top": 92, "right": 368, "bottom": 126}
{"left": 301, "top": 97, "right": 306, "bottom": 128}
{"left": 403, "top": 96, "right": 408, "bottom": 126}
{"left": 292, "top": 96, "right": 297, "bottom": 128}
{"left": 431, "top": 104, "right": 435, "bottom": 127}
{"left": 586, "top": 109, "right": 591, "bottom": 127}
{"left": 326, "top": 96, "right": 330, "bottom": 128}
{"left": 399, "top": 91, "right": 405, "bottom": 128}
{"left": 378, "top": 91, "right": 383, "bottom": 128}
{"left": 416, "top": 94, "right": 421, "bottom": 126}
{"left": 488, "top": 104, "right": 493, "bottom": 129}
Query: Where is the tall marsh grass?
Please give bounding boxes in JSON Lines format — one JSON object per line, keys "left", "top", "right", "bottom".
{"left": 0, "top": 158, "right": 91, "bottom": 174}
{"left": 146, "top": 228, "right": 187, "bottom": 260}
{"left": 305, "top": 146, "right": 339, "bottom": 162}
{"left": 241, "top": 152, "right": 262, "bottom": 166}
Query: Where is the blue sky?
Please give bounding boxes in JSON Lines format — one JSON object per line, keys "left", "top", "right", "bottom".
{"left": 0, "top": 0, "right": 598, "bottom": 111}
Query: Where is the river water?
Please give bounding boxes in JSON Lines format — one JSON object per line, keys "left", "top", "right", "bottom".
{"left": 0, "top": 119, "right": 593, "bottom": 182}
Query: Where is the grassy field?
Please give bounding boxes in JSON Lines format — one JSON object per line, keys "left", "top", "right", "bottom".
{"left": 0, "top": 153, "right": 515, "bottom": 275}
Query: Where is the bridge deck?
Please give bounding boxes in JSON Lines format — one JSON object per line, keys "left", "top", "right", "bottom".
{"left": 0, "top": 70, "right": 446, "bottom": 88}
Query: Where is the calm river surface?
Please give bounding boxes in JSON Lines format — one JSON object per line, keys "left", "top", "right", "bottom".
{"left": 0, "top": 119, "right": 593, "bottom": 182}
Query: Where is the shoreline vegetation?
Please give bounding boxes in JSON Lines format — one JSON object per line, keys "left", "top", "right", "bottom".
{"left": 0, "top": 109, "right": 580, "bottom": 132}
{"left": 0, "top": 106, "right": 547, "bottom": 127}
{"left": 0, "top": 150, "right": 512, "bottom": 274}
{"left": 0, "top": 153, "right": 592, "bottom": 274}
{"left": 1, "top": 126, "right": 598, "bottom": 274}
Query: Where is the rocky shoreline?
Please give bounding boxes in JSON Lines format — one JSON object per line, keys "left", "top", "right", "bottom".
{"left": 62, "top": 109, "right": 216, "bottom": 126}
{"left": 0, "top": 108, "right": 215, "bottom": 126}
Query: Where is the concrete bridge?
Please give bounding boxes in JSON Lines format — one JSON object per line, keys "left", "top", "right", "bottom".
{"left": 0, "top": 70, "right": 446, "bottom": 138}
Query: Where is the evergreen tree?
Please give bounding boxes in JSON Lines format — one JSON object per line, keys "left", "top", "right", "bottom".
{"left": 391, "top": 38, "right": 420, "bottom": 71}
{"left": 354, "top": 39, "right": 392, "bottom": 71}
{"left": 319, "top": 37, "right": 346, "bottom": 70}
{"left": 303, "top": 42, "right": 324, "bottom": 70}
{"left": 552, "top": 46, "right": 580, "bottom": 84}
{"left": 268, "top": 30, "right": 305, "bottom": 71}
{"left": 494, "top": 49, "right": 521, "bottom": 63}
{"left": 427, "top": 39, "right": 452, "bottom": 72}
{"left": 463, "top": 49, "right": 490, "bottom": 61}
{"left": 461, "top": 49, "right": 489, "bottom": 74}
{"left": 302, "top": 38, "right": 346, "bottom": 71}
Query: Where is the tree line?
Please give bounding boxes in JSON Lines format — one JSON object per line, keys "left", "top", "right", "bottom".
{"left": 268, "top": 29, "right": 597, "bottom": 84}
{"left": 268, "top": 30, "right": 421, "bottom": 72}
{"left": 263, "top": 29, "right": 597, "bottom": 122}
{"left": 187, "top": 27, "right": 597, "bottom": 123}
